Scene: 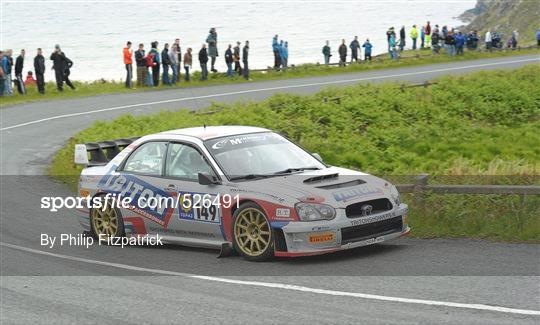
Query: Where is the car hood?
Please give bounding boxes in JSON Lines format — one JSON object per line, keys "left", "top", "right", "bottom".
{"left": 228, "top": 166, "right": 393, "bottom": 208}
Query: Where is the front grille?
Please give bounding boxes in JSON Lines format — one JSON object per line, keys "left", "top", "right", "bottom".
{"left": 341, "top": 216, "right": 403, "bottom": 245}
{"left": 345, "top": 198, "right": 393, "bottom": 218}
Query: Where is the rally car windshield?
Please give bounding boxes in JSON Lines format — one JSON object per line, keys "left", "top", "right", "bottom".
{"left": 205, "top": 132, "right": 325, "bottom": 180}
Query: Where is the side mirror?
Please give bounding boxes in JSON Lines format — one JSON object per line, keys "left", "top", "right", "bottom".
{"left": 312, "top": 153, "right": 323, "bottom": 163}
{"left": 198, "top": 172, "right": 221, "bottom": 185}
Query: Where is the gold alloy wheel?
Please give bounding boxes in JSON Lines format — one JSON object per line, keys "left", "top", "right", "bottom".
{"left": 234, "top": 208, "right": 272, "bottom": 256}
{"left": 91, "top": 201, "right": 119, "bottom": 237}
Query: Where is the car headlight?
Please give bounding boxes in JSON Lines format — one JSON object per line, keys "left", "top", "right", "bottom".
{"left": 295, "top": 203, "right": 336, "bottom": 221}
{"left": 390, "top": 185, "right": 401, "bottom": 206}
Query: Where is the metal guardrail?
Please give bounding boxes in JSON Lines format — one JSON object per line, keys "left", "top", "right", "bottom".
{"left": 395, "top": 175, "right": 540, "bottom": 195}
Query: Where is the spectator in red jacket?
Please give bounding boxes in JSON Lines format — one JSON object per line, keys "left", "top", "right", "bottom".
{"left": 123, "top": 41, "right": 133, "bottom": 88}
{"left": 24, "top": 71, "right": 36, "bottom": 86}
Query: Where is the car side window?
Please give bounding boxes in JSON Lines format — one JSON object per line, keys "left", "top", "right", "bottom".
{"left": 122, "top": 142, "right": 167, "bottom": 176}
{"left": 166, "top": 143, "right": 214, "bottom": 180}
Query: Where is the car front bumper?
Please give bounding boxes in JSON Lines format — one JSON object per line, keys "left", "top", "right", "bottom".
{"left": 275, "top": 203, "right": 409, "bottom": 257}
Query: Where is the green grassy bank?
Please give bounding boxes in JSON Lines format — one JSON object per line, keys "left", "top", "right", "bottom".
{"left": 51, "top": 65, "right": 540, "bottom": 242}
{"left": 3, "top": 47, "right": 539, "bottom": 107}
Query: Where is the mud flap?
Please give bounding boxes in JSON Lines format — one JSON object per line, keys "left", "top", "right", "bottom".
{"left": 217, "top": 242, "right": 235, "bottom": 258}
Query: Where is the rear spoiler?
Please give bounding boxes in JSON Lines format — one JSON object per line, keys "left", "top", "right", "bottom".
{"left": 74, "top": 137, "right": 139, "bottom": 166}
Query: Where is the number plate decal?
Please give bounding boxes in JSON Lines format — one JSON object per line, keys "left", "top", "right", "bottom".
{"left": 178, "top": 192, "right": 222, "bottom": 224}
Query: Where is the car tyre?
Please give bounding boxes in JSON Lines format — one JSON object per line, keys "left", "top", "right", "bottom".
{"left": 89, "top": 196, "right": 125, "bottom": 241}
{"left": 232, "top": 202, "right": 274, "bottom": 261}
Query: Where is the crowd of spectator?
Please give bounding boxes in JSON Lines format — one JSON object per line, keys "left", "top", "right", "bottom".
{"left": 124, "top": 29, "right": 251, "bottom": 89}
{"left": 2, "top": 26, "right": 538, "bottom": 97}
{"left": 0, "top": 45, "right": 75, "bottom": 96}
{"left": 323, "top": 21, "right": 528, "bottom": 66}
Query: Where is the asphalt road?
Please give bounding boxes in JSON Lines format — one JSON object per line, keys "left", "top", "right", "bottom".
{"left": 1, "top": 55, "right": 539, "bottom": 324}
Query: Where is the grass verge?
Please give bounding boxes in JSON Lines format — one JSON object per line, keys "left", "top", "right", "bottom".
{"left": 3, "top": 47, "right": 539, "bottom": 107}
{"left": 50, "top": 65, "right": 540, "bottom": 242}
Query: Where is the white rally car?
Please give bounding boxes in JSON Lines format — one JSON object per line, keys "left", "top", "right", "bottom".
{"left": 74, "top": 126, "right": 409, "bottom": 261}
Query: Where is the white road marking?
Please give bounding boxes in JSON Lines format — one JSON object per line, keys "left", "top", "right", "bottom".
{"left": 1, "top": 57, "right": 538, "bottom": 132}
{"left": 1, "top": 241, "right": 539, "bottom": 316}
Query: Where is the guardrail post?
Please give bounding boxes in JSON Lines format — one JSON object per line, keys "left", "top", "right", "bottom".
{"left": 414, "top": 174, "right": 429, "bottom": 211}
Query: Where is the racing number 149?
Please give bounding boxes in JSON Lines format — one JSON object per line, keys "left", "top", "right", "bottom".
{"left": 194, "top": 205, "right": 218, "bottom": 222}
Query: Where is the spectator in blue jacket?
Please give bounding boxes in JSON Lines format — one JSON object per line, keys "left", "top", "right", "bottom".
{"left": 455, "top": 31, "right": 465, "bottom": 55}
{"left": 278, "top": 40, "right": 284, "bottom": 69}
{"left": 389, "top": 35, "right": 398, "bottom": 60}
{"left": 2, "top": 49, "right": 13, "bottom": 96}
{"left": 362, "top": 39, "right": 373, "bottom": 61}
{"left": 349, "top": 36, "right": 360, "bottom": 62}
{"left": 280, "top": 41, "right": 288, "bottom": 71}
{"left": 536, "top": 29, "right": 540, "bottom": 47}
{"left": 272, "top": 35, "right": 280, "bottom": 70}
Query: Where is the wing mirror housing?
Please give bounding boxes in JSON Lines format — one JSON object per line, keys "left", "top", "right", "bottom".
{"left": 198, "top": 172, "right": 221, "bottom": 185}
{"left": 312, "top": 153, "right": 323, "bottom": 163}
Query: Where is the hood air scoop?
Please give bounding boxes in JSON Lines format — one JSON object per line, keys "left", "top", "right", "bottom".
{"left": 302, "top": 173, "right": 339, "bottom": 184}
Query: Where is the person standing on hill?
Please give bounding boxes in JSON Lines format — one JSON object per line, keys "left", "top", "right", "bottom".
{"left": 420, "top": 26, "right": 425, "bottom": 48}
{"left": 149, "top": 41, "right": 160, "bottom": 86}
{"left": 399, "top": 26, "right": 406, "bottom": 51}
{"left": 224, "top": 44, "right": 234, "bottom": 77}
{"left": 425, "top": 21, "right": 431, "bottom": 48}
{"left": 233, "top": 42, "right": 242, "bottom": 75}
{"left": 278, "top": 40, "right": 284, "bottom": 70}
{"left": 280, "top": 41, "right": 289, "bottom": 70}
{"left": 206, "top": 28, "right": 218, "bottom": 72}
{"left": 511, "top": 30, "right": 519, "bottom": 48}
{"left": 338, "top": 39, "right": 347, "bottom": 66}
{"left": 183, "top": 48, "right": 192, "bottom": 81}
{"left": 174, "top": 38, "right": 182, "bottom": 80}
{"left": 444, "top": 30, "right": 456, "bottom": 56}
{"left": 386, "top": 27, "right": 395, "bottom": 53}
{"left": 537, "top": 29, "right": 540, "bottom": 47}
{"left": 170, "top": 43, "right": 179, "bottom": 83}
{"left": 322, "top": 41, "right": 331, "bottom": 65}
{"left": 14, "top": 49, "right": 26, "bottom": 95}
{"left": 362, "top": 39, "right": 373, "bottom": 61}
{"left": 272, "top": 34, "right": 280, "bottom": 70}
{"left": 349, "top": 36, "right": 360, "bottom": 62}
{"left": 455, "top": 31, "right": 465, "bottom": 55}
{"left": 135, "top": 43, "right": 146, "bottom": 87}
{"left": 61, "top": 55, "right": 76, "bottom": 90}
{"left": 34, "top": 48, "right": 45, "bottom": 94}
{"left": 485, "top": 30, "right": 492, "bottom": 51}
{"left": 123, "top": 41, "right": 133, "bottom": 88}
{"left": 431, "top": 28, "right": 441, "bottom": 53}
{"left": 389, "top": 34, "right": 398, "bottom": 60}
{"left": 50, "top": 45, "right": 69, "bottom": 91}
{"left": 2, "top": 49, "right": 13, "bottom": 96}
{"left": 199, "top": 44, "right": 209, "bottom": 81}
{"left": 0, "top": 51, "right": 5, "bottom": 97}
{"left": 410, "top": 25, "right": 418, "bottom": 50}
{"left": 161, "top": 43, "right": 171, "bottom": 85}
{"left": 145, "top": 49, "right": 154, "bottom": 86}
{"left": 242, "top": 40, "right": 250, "bottom": 80}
